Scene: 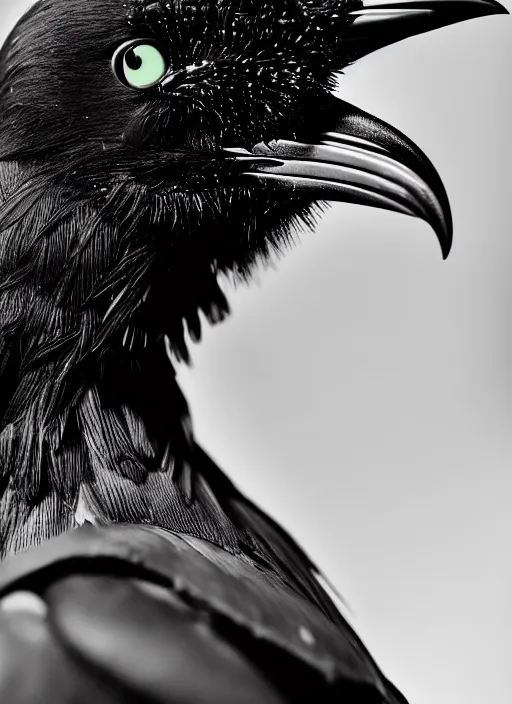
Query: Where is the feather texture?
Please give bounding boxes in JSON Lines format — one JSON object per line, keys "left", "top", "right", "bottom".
{"left": 0, "top": 1, "right": 460, "bottom": 702}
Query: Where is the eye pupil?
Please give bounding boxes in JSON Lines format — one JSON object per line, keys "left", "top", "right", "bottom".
{"left": 125, "top": 48, "right": 143, "bottom": 71}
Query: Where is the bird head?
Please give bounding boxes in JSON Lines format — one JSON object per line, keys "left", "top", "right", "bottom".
{"left": 0, "top": 0, "right": 506, "bottom": 349}
{"left": 0, "top": 1, "right": 377, "bottom": 157}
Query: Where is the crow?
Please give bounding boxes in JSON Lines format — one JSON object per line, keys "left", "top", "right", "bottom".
{"left": 0, "top": 1, "right": 506, "bottom": 702}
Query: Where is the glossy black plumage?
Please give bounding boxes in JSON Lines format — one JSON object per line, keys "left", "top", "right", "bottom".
{"left": 0, "top": 0, "right": 507, "bottom": 702}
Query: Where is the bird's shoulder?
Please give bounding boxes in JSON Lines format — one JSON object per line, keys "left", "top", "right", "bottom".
{"left": 0, "top": 523, "right": 393, "bottom": 703}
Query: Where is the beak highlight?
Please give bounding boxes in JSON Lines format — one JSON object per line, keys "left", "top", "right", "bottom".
{"left": 344, "top": 0, "right": 508, "bottom": 60}
{"left": 226, "top": 96, "right": 453, "bottom": 259}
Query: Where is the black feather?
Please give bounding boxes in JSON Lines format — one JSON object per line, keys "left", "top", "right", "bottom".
{"left": 0, "top": 0, "right": 366, "bottom": 626}
{"left": 0, "top": 0, "right": 406, "bottom": 697}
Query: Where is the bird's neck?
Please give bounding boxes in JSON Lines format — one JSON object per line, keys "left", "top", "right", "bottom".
{"left": 0, "top": 165, "right": 342, "bottom": 629}
{"left": 0, "top": 163, "right": 235, "bottom": 556}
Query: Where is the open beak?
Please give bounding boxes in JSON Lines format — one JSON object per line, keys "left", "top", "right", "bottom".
{"left": 225, "top": 96, "right": 453, "bottom": 258}
{"left": 223, "top": 0, "right": 507, "bottom": 260}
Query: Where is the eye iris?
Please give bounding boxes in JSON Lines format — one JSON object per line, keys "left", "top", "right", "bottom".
{"left": 122, "top": 44, "right": 167, "bottom": 88}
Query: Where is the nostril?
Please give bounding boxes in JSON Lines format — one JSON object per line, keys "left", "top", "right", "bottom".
{"left": 160, "top": 70, "right": 190, "bottom": 92}
{"left": 160, "top": 61, "right": 212, "bottom": 93}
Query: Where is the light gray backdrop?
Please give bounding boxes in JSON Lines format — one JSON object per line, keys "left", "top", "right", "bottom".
{"left": 1, "top": 3, "right": 510, "bottom": 704}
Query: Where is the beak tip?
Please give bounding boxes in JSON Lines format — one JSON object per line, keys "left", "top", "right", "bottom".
{"left": 463, "top": 0, "right": 510, "bottom": 16}
{"left": 486, "top": 0, "right": 510, "bottom": 15}
{"left": 438, "top": 228, "right": 453, "bottom": 260}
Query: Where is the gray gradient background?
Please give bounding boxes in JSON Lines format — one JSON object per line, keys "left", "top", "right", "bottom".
{"left": 2, "top": 3, "right": 511, "bottom": 703}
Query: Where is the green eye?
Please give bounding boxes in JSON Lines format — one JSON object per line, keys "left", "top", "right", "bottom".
{"left": 113, "top": 40, "right": 168, "bottom": 89}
